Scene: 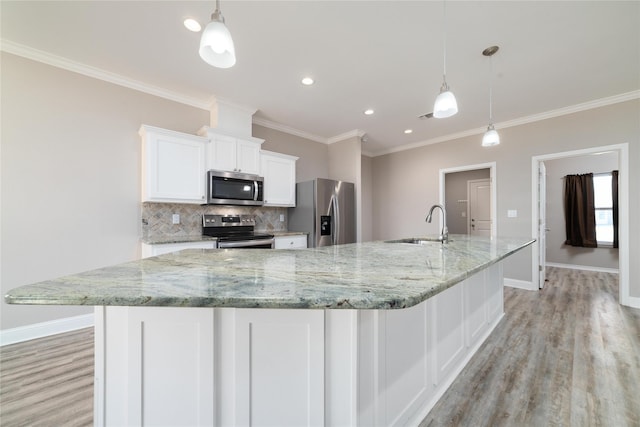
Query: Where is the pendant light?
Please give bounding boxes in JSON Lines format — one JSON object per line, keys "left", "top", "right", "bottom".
{"left": 433, "top": 0, "right": 458, "bottom": 118}
{"left": 199, "top": 0, "right": 236, "bottom": 68}
{"left": 482, "top": 46, "right": 500, "bottom": 147}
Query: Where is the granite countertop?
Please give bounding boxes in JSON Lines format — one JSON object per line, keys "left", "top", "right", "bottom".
{"left": 143, "top": 231, "right": 307, "bottom": 245}
{"left": 5, "top": 235, "right": 533, "bottom": 310}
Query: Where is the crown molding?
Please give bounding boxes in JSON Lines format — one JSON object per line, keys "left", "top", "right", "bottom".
{"left": 0, "top": 39, "right": 211, "bottom": 110}
{"left": 327, "top": 129, "right": 366, "bottom": 144}
{"left": 4, "top": 38, "right": 637, "bottom": 157}
{"left": 252, "top": 117, "right": 329, "bottom": 144}
{"left": 211, "top": 96, "right": 258, "bottom": 116}
{"left": 370, "top": 90, "right": 640, "bottom": 157}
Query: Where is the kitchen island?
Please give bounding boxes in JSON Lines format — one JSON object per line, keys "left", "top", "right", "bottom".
{"left": 6, "top": 235, "right": 533, "bottom": 426}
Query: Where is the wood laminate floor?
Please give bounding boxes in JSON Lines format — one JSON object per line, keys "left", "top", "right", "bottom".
{"left": 0, "top": 267, "right": 638, "bottom": 426}
{"left": 421, "top": 267, "right": 640, "bottom": 427}
{"left": 0, "top": 328, "right": 94, "bottom": 426}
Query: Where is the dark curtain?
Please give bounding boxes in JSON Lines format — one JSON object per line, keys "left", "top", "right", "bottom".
{"left": 612, "top": 170, "right": 619, "bottom": 248}
{"left": 564, "top": 173, "right": 597, "bottom": 248}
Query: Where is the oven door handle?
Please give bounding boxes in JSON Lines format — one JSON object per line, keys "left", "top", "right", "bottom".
{"left": 218, "top": 238, "right": 274, "bottom": 249}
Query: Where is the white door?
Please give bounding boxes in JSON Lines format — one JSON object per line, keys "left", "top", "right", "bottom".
{"left": 468, "top": 179, "right": 491, "bottom": 236}
{"left": 538, "top": 161, "right": 547, "bottom": 289}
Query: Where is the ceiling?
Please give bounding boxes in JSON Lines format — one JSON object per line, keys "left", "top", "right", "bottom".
{"left": 1, "top": 1, "right": 639, "bottom": 155}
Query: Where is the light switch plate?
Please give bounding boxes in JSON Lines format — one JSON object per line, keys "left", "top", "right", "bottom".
{"left": 507, "top": 210, "right": 518, "bottom": 218}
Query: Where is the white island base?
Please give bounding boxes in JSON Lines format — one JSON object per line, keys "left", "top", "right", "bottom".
{"left": 94, "top": 262, "right": 503, "bottom": 426}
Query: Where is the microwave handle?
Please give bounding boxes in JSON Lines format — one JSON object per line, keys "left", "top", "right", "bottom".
{"left": 254, "top": 181, "right": 259, "bottom": 201}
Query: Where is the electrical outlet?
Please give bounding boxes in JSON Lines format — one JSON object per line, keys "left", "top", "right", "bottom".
{"left": 280, "top": 214, "right": 285, "bottom": 222}
{"left": 172, "top": 214, "right": 180, "bottom": 224}
{"left": 507, "top": 210, "right": 518, "bottom": 218}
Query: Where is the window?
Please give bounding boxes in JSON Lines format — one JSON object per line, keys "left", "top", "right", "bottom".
{"left": 593, "top": 174, "right": 613, "bottom": 246}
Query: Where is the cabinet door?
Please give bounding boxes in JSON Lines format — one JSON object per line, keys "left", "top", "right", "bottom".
{"left": 126, "top": 307, "right": 215, "bottom": 426}
{"left": 274, "top": 235, "right": 307, "bottom": 249}
{"left": 141, "top": 126, "right": 208, "bottom": 204}
{"left": 208, "top": 134, "right": 238, "bottom": 172}
{"left": 234, "top": 309, "right": 325, "bottom": 426}
{"left": 261, "top": 151, "right": 297, "bottom": 207}
{"left": 235, "top": 139, "right": 261, "bottom": 175}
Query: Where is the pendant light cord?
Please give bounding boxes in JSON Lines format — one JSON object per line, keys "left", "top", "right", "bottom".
{"left": 489, "top": 55, "right": 493, "bottom": 123}
{"left": 442, "top": 0, "right": 448, "bottom": 83}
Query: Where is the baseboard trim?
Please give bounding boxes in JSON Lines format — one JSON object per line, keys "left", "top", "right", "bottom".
{"left": 546, "top": 262, "right": 619, "bottom": 274}
{"left": 504, "top": 277, "right": 536, "bottom": 291}
{"left": 620, "top": 295, "right": 640, "bottom": 309}
{"left": 0, "top": 313, "right": 95, "bottom": 347}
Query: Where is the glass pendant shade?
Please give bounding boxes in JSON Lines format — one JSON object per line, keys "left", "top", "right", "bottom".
{"left": 482, "top": 124, "right": 500, "bottom": 147}
{"left": 199, "top": 13, "right": 236, "bottom": 68}
{"left": 433, "top": 83, "right": 458, "bottom": 118}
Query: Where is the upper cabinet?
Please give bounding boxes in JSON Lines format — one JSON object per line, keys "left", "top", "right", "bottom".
{"left": 261, "top": 150, "right": 298, "bottom": 207}
{"left": 140, "top": 125, "right": 208, "bottom": 204}
{"left": 199, "top": 127, "right": 264, "bottom": 175}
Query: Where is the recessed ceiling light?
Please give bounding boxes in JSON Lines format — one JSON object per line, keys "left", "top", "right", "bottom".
{"left": 184, "top": 18, "right": 202, "bottom": 32}
{"left": 404, "top": 129, "right": 413, "bottom": 134}
{"left": 364, "top": 109, "right": 374, "bottom": 115}
{"left": 301, "top": 77, "right": 314, "bottom": 86}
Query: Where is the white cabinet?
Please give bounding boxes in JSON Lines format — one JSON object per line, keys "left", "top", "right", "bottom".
{"left": 96, "top": 306, "right": 215, "bottom": 427}
{"left": 274, "top": 234, "right": 307, "bottom": 249}
{"left": 260, "top": 150, "right": 298, "bottom": 207}
{"left": 141, "top": 241, "right": 216, "bottom": 258}
{"left": 95, "top": 262, "right": 506, "bottom": 426}
{"left": 233, "top": 309, "right": 325, "bottom": 426}
{"left": 140, "top": 125, "right": 208, "bottom": 204}
{"left": 199, "top": 127, "right": 263, "bottom": 175}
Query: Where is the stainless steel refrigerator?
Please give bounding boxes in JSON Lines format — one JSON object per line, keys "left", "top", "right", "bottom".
{"left": 288, "top": 178, "right": 356, "bottom": 247}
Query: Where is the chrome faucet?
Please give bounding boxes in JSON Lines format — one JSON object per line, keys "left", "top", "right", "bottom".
{"left": 426, "top": 204, "right": 449, "bottom": 243}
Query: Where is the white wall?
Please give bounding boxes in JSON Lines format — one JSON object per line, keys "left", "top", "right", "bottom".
{"left": 1, "top": 53, "right": 209, "bottom": 330}
{"left": 372, "top": 99, "right": 640, "bottom": 296}
{"left": 544, "top": 153, "right": 619, "bottom": 269}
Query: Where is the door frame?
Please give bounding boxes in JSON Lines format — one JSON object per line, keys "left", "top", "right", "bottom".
{"left": 531, "top": 143, "right": 631, "bottom": 306}
{"left": 439, "top": 162, "right": 496, "bottom": 238}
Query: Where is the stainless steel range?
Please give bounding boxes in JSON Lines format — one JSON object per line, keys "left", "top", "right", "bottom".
{"left": 202, "top": 214, "right": 275, "bottom": 249}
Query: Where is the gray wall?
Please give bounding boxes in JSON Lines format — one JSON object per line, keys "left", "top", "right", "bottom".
{"left": 253, "top": 124, "right": 329, "bottom": 183}
{"left": 445, "top": 169, "right": 491, "bottom": 234}
{"left": 544, "top": 153, "right": 619, "bottom": 269}
{"left": 1, "top": 53, "right": 210, "bottom": 330}
{"left": 372, "top": 99, "right": 639, "bottom": 294}
{"left": 361, "top": 155, "right": 373, "bottom": 242}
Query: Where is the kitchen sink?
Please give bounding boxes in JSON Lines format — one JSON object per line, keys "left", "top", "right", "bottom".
{"left": 385, "top": 237, "right": 450, "bottom": 245}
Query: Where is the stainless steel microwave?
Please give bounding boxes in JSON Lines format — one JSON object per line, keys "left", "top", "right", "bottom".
{"left": 207, "top": 170, "right": 264, "bottom": 206}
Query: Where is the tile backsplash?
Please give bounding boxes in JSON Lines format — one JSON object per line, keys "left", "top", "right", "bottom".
{"left": 142, "top": 202, "right": 288, "bottom": 241}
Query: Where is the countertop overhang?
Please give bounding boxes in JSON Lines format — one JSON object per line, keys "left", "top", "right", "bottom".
{"left": 5, "top": 235, "right": 534, "bottom": 310}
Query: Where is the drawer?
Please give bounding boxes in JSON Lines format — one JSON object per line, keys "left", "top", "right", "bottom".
{"left": 274, "top": 235, "right": 307, "bottom": 249}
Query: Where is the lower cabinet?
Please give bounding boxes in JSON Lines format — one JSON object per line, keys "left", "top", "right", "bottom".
{"left": 95, "top": 262, "right": 504, "bottom": 426}
{"left": 274, "top": 234, "right": 307, "bottom": 249}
